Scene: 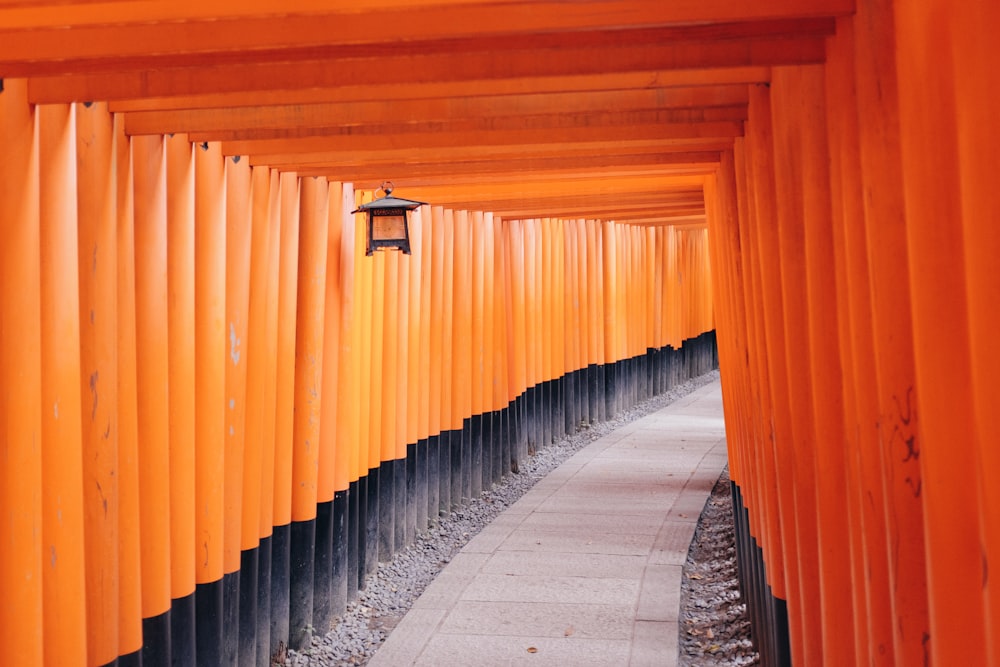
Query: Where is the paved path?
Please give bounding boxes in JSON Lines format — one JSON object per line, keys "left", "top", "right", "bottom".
{"left": 368, "top": 380, "right": 728, "bottom": 667}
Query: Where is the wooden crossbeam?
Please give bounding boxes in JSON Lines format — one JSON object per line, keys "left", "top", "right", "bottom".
{"left": 121, "top": 86, "right": 751, "bottom": 136}
{"left": 27, "top": 34, "right": 824, "bottom": 103}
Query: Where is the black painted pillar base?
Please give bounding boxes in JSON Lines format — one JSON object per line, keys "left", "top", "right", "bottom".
{"left": 268, "top": 523, "right": 290, "bottom": 664}
{"left": 365, "top": 467, "right": 380, "bottom": 577}
{"left": 142, "top": 608, "right": 171, "bottom": 667}
{"left": 394, "top": 455, "right": 406, "bottom": 551}
{"left": 731, "top": 481, "right": 791, "bottom": 667}
{"left": 471, "top": 413, "right": 484, "bottom": 498}
{"left": 415, "top": 438, "right": 429, "bottom": 531}
{"left": 313, "top": 500, "right": 334, "bottom": 634}
{"left": 195, "top": 578, "right": 224, "bottom": 667}
{"left": 172, "top": 591, "right": 196, "bottom": 667}
{"left": 457, "top": 421, "right": 470, "bottom": 506}
{"left": 222, "top": 570, "right": 240, "bottom": 665}
{"left": 255, "top": 536, "right": 272, "bottom": 667}
{"left": 331, "top": 489, "right": 348, "bottom": 617}
{"left": 438, "top": 431, "right": 451, "bottom": 516}
{"left": 406, "top": 443, "right": 418, "bottom": 545}
{"left": 238, "top": 547, "right": 259, "bottom": 667}
{"left": 347, "top": 480, "right": 360, "bottom": 599}
{"left": 378, "top": 459, "right": 395, "bottom": 563}
{"left": 426, "top": 435, "right": 440, "bottom": 523}
{"left": 289, "top": 519, "right": 315, "bottom": 651}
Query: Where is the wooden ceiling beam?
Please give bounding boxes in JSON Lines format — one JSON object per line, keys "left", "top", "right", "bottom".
{"left": 27, "top": 34, "right": 824, "bottom": 103}
{"left": 393, "top": 175, "right": 704, "bottom": 202}
{"left": 166, "top": 107, "right": 747, "bottom": 143}
{"left": 121, "top": 86, "right": 751, "bottom": 136}
{"left": 246, "top": 139, "right": 732, "bottom": 168}
{"left": 214, "top": 122, "right": 742, "bottom": 157}
{"left": 106, "top": 69, "right": 771, "bottom": 113}
{"left": 2, "top": 18, "right": 834, "bottom": 74}
{"left": 294, "top": 160, "right": 720, "bottom": 186}
{"left": 0, "top": 0, "right": 852, "bottom": 39}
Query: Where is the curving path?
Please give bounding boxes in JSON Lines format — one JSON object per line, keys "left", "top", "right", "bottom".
{"left": 368, "top": 380, "right": 728, "bottom": 667}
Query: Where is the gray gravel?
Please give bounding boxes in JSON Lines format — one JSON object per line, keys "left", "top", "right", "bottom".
{"left": 679, "top": 467, "right": 759, "bottom": 666}
{"left": 287, "top": 369, "right": 755, "bottom": 667}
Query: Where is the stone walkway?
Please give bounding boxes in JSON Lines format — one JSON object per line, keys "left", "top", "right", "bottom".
{"left": 368, "top": 381, "right": 727, "bottom": 667}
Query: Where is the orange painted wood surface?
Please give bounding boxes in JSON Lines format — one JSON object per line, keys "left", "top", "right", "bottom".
{"left": 38, "top": 101, "right": 88, "bottom": 667}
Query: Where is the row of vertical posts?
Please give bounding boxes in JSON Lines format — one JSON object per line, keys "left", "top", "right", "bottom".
{"left": 705, "top": 1, "right": 1000, "bottom": 665}
{"left": 0, "top": 79, "right": 717, "bottom": 667}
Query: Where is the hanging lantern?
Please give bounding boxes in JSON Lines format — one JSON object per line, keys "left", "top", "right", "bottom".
{"left": 353, "top": 181, "right": 426, "bottom": 256}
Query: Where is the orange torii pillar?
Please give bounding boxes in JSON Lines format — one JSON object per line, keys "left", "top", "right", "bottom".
{"left": 745, "top": 82, "right": 795, "bottom": 667}
{"left": 269, "top": 171, "right": 300, "bottom": 660}
{"left": 895, "top": 1, "right": 994, "bottom": 662}
{"left": 378, "top": 247, "right": 400, "bottom": 561}
{"left": 313, "top": 179, "right": 344, "bottom": 633}
{"left": 0, "top": 79, "right": 43, "bottom": 667}
{"left": 38, "top": 101, "right": 89, "bottom": 667}
{"left": 165, "top": 132, "right": 198, "bottom": 666}
{"left": 505, "top": 218, "right": 530, "bottom": 468}
{"left": 288, "top": 177, "right": 329, "bottom": 651}
{"left": 132, "top": 133, "right": 173, "bottom": 666}
{"left": 585, "top": 219, "right": 604, "bottom": 423}
{"left": 331, "top": 181, "right": 357, "bottom": 617}
{"left": 223, "top": 155, "right": 253, "bottom": 665}
{"left": 452, "top": 210, "right": 473, "bottom": 506}
{"left": 438, "top": 208, "right": 456, "bottom": 512}
{"left": 193, "top": 142, "right": 228, "bottom": 667}
{"left": 239, "top": 165, "right": 278, "bottom": 666}
{"left": 350, "top": 190, "right": 372, "bottom": 596}
{"left": 415, "top": 206, "right": 434, "bottom": 528}
{"left": 470, "top": 211, "right": 487, "bottom": 499}
{"left": 403, "top": 208, "right": 423, "bottom": 544}
{"left": 427, "top": 206, "right": 445, "bottom": 518}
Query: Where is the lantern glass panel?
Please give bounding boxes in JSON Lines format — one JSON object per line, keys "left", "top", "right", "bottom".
{"left": 372, "top": 209, "right": 407, "bottom": 241}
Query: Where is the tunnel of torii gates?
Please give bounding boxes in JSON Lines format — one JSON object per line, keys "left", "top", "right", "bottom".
{"left": 0, "top": 1, "right": 998, "bottom": 666}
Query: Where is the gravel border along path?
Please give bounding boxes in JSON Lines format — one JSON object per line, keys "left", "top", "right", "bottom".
{"left": 288, "top": 370, "right": 756, "bottom": 666}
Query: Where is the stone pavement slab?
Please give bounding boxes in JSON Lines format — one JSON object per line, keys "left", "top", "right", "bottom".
{"left": 368, "top": 380, "right": 727, "bottom": 667}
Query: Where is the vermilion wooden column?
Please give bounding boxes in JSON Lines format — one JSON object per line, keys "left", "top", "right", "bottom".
{"left": 113, "top": 114, "right": 144, "bottom": 667}
{"left": 894, "top": 1, "right": 987, "bottom": 663}
{"left": 316, "top": 183, "right": 344, "bottom": 616}
{"left": 395, "top": 225, "right": 410, "bottom": 546}
{"left": 796, "top": 64, "right": 856, "bottom": 665}
{"left": 769, "top": 67, "right": 824, "bottom": 665}
{"left": 193, "top": 141, "right": 227, "bottom": 667}
{"left": 269, "top": 171, "right": 300, "bottom": 655}
{"left": 823, "top": 22, "right": 879, "bottom": 664}
{"left": 746, "top": 82, "right": 795, "bottom": 662}
{"left": 223, "top": 154, "right": 252, "bottom": 665}
{"left": 240, "top": 165, "right": 274, "bottom": 667}
{"left": 850, "top": 3, "right": 929, "bottom": 663}
{"left": 76, "top": 100, "right": 126, "bottom": 667}
{"left": 165, "top": 132, "right": 197, "bottom": 665}
{"left": 417, "top": 207, "right": 434, "bottom": 519}
{"left": 39, "top": 101, "right": 88, "bottom": 667}
{"left": 0, "top": 79, "right": 42, "bottom": 665}
{"left": 435, "top": 208, "right": 452, "bottom": 506}
{"left": 948, "top": 2, "right": 1000, "bottom": 657}
{"left": 403, "top": 208, "right": 422, "bottom": 539}
{"left": 332, "top": 182, "right": 356, "bottom": 611}
{"left": 470, "top": 210, "right": 486, "bottom": 496}
{"left": 428, "top": 206, "right": 445, "bottom": 513}
{"left": 378, "top": 244, "right": 399, "bottom": 560}
{"left": 289, "top": 176, "right": 328, "bottom": 650}
{"left": 257, "top": 169, "right": 283, "bottom": 666}
{"left": 506, "top": 219, "right": 528, "bottom": 463}
{"left": 132, "top": 133, "right": 173, "bottom": 665}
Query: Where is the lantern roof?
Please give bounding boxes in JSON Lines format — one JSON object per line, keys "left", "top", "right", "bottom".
{"left": 353, "top": 194, "right": 427, "bottom": 213}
